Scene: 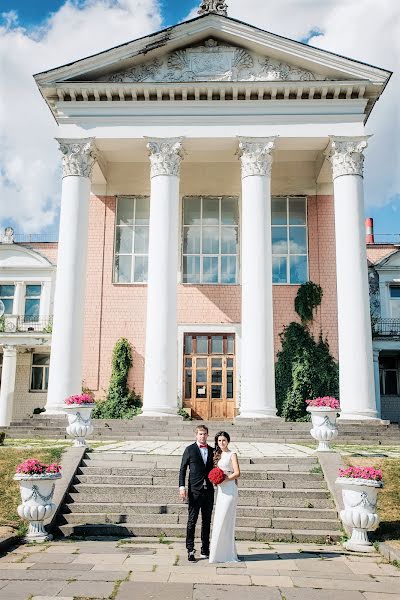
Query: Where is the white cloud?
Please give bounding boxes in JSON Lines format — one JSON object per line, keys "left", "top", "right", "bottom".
{"left": 0, "top": 0, "right": 398, "bottom": 233}
{"left": 0, "top": 0, "right": 162, "bottom": 233}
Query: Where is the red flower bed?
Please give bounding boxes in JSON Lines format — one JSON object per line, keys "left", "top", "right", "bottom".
{"left": 208, "top": 467, "right": 225, "bottom": 485}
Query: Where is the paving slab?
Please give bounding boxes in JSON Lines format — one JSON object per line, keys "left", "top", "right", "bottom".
{"left": 280, "top": 589, "right": 364, "bottom": 600}
{"left": 0, "top": 580, "right": 65, "bottom": 599}
{"left": 193, "top": 584, "right": 281, "bottom": 599}
{"left": 28, "top": 562, "right": 94, "bottom": 571}
{"left": 57, "top": 580, "right": 115, "bottom": 598}
{"left": 116, "top": 581, "right": 193, "bottom": 600}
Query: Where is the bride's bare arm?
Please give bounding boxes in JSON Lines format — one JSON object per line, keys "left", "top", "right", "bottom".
{"left": 226, "top": 453, "right": 240, "bottom": 481}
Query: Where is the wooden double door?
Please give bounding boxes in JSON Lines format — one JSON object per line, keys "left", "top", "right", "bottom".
{"left": 183, "top": 333, "right": 236, "bottom": 420}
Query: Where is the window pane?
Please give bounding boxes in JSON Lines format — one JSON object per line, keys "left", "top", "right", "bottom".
{"left": 184, "top": 335, "right": 192, "bottom": 354}
{"left": 33, "top": 354, "right": 50, "bottom": 366}
{"left": 184, "top": 197, "right": 201, "bottom": 225}
{"left": 211, "top": 336, "right": 223, "bottom": 354}
{"left": 185, "top": 358, "right": 192, "bottom": 367}
{"left": 0, "top": 285, "right": 15, "bottom": 297}
{"left": 197, "top": 358, "right": 207, "bottom": 368}
{"left": 26, "top": 285, "right": 41, "bottom": 297}
{"left": 183, "top": 256, "right": 200, "bottom": 283}
{"left": 31, "top": 367, "right": 43, "bottom": 390}
{"left": 221, "top": 256, "right": 236, "bottom": 284}
{"left": 1, "top": 299, "right": 13, "bottom": 314}
{"left": 44, "top": 367, "right": 49, "bottom": 390}
{"left": 185, "top": 370, "right": 192, "bottom": 398}
{"left": 134, "top": 227, "right": 149, "bottom": 254}
{"left": 289, "top": 227, "right": 307, "bottom": 254}
{"left": 227, "top": 336, "right": 234, "bottom": 354}
{"left": 272, "top": 227, "right": 288, "bottom": 254}
{"left": 289, "top": 198, "right": 306, "bottom": 225}
{"left": 385, "top": 371, "right": 398, "bottom": 395}
{"left": 390, "top": 287, "right": 400, "bottom": 298}
{"left": 183, "top": 227, "right": 200, "bottom": 254}
{"left": 290, "top": 255, "right": 308, "bottom": 284}
{"left": 117, "top": 197, "right": 134, "bottom": 225}
{"left": 212, "top": 370, "right": 222, "bottom": 383}
{"left": 116, "top": 226, "right": 133, "bottom": 254}
{"left": 135, "top": 196, "right": 149, "bottom": 225}
{"left": 196, "top": 336, "right": 208, "bottom": 354}
{"left": 25, "top": 299, "right": 40, "bottom": 319}
{"left": 221, "top": 227, "right": 237, "bottom": 254}
{"left": 227, "top": 357, "right": 234, "bottom": 368}
{"left": 134, "top": 256, "right": 148, "bottom": 282}
{"left": 202, "top": 198, "right": 219, "bottom": 225}
{"left": 272, "top": 256, "right": 287, "bottom": 284}
{"left": 115, "top": 255, "right": 132, "bottom": 283}
{"left": 202, "top": 227, "right": 219, "bottom": 254}
{"left": 226, "top": 371, "right": 234, "bottom": 398}
{"left": 196, "top": 370, "right": 207, "bottom": 383}
{"left": 271, "top": 198, "right": 287, "bottom": 225}
{"left": 211, "top": 385, "right": 222, "bottom": 398}
{"left": 221, "top": 197, "right": 238, "bottom": 225}
{"left": 212, "top": 358, "right": 222, "bottom": 368}
{"left": 202, "top": 256, "right": 218, "bottom": 283}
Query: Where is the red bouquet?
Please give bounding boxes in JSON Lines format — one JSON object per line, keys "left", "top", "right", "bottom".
{"left": 208, "top": 467, "right": 225, "bottom": 485}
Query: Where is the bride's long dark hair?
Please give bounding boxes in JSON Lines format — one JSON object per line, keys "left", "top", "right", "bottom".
{"left": 213, "top": 431, "right": 230, "bottom": 467}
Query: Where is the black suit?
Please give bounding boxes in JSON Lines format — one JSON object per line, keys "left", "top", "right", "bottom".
{"left": 179, "top": 442, "right": 215, "bottom": 554}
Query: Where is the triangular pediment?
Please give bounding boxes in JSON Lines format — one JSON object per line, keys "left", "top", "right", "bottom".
{"left": 376, "top": 249, "right": 400, "bottom": 269}
{"left": 0, "top": 245, "right": 54, "bottom": 269}
{"left": 92, "top": 38, "right": 332, "bottom": 84}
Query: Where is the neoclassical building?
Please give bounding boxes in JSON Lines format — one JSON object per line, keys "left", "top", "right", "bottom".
{"left": 20, "top": 1, "right": 391, "bottom": 421}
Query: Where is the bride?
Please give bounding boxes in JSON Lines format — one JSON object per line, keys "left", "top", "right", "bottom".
{"left": 209, "top": 431, "right": 241, "bottom": 563}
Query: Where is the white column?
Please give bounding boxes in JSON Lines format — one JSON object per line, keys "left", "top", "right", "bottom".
{"left": 13, "top": 282, "right": 24, "bottom": 316}
{"left": 237, "top": 137, "right": 278, "bottom": 419}
{"left": 0, "top": 345, "right": 17, "bottom": 426}
{"left": 142, "top": 138, "right": 184, "bottom": 417}
{"left": 45, "top": 138, "right": 97, "bottom": 414}
{"left": 373, "top": 349, "right": 381, "bottom": 418}
{"left": 328, "top": 136, "right": 378, "bottom": 420}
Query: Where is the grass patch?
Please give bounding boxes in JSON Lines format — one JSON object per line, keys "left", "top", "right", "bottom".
{"left": 0, "top": 445, "right": 65, "bottom": 531}
{"left": 344, "top": 455, "right": 400, "bottom": 542}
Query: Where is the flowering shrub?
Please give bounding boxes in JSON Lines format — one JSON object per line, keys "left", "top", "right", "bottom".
{"left": 208, "top": 467, "right": 225, "bottom": 486}
{"left": 306, "top": 396, "right": 340, "bottom": 409}
{"left": 16, "top": 459, "right": 62, "bottom": 476}
{"left": 64, "top": 393, "right": 95, "bottom": 406}
{"left": 339, "top": 466, "right": 383, "bottom": 481}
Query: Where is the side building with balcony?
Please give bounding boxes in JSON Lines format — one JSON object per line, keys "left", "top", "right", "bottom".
{"left": 0, "top": 229, "right": 57, "bottom": 425}
{"left": 367, "top": 229, "right": 400, "bottom": 423}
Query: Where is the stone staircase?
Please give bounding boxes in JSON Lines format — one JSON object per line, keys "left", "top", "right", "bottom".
{"left": 2, "top": 415, "right": 400, "bottom": 444}
{"left": 56, "top": 451, "right": 342, "bottom": 543}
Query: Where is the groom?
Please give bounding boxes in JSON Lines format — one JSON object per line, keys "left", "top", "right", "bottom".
{"left": 179, "top": 424, "right": 214, "bottom": 562}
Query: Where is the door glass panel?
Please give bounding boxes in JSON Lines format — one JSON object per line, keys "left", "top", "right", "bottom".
{"left": 227, "top": 336, "right": 234, "bottom": 354}
{"left": 211, "top": 385, "right": 222, "bottom": 398}
{"left": 226, "top": 371, "right": 234, "bottom": 398}
{"left": 184, "top": 335, "right": 192, "bottom": 354}
{"left": 196, "top": 336, "right": 208, "bottom": 354}
{"left": 196, "top": 358, "right": 207, "bottom": 368}
{"left": 212, "top": 370, "right": 222, "bottom": 383}
{"left": 212, "top": 358, "right": 222, "bottom": 368}
{"left": 185, "top": 370, "right": 192, "bottom": 398}
{"left": 227, "top": 358, "right": 233, "bottom": 368}
{"left": 196, "top": 370, "right": 207, "bottom": 383}
{"left": 185, "top": 358, "right": 192, "bottom": 367}
{"left": 211, "top": 336, "right": 223, "bottom": 353}
{"left": 196, "top": 385, "right": 207, "bottom": 398}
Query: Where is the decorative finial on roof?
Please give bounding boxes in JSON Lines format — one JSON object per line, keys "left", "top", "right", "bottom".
{"left": 198, "top": 0, "right": 228, "bottom": 17}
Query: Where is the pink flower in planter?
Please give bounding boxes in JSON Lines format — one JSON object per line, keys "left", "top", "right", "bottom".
{"left": 16, "top": 459, "right": 62, "bottom": 476}
{"left": 64, "top": 393, "right": 95, "bottom": 406}
{"left": 338, "top": 466, "right": 383, "bottom": 481}
{"left": 306, "top": 396, "right": 340, "bottom": 409}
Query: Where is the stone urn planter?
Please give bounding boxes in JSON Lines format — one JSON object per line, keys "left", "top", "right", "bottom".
{"left": 64, "top": 404, "right": 94, "bottom": 446}
{"left": 306, "top": 397, "right": 340, "bottom": 452}
{"left": 14, "top": 460, "right": 62, "bottom": 543}
{"left": 336, "top": 469, "right": 383, "bottom": 552}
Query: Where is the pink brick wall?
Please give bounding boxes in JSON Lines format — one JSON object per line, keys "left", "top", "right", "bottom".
{"left": 82, "top": 194, "right": 339, "bottom": 399}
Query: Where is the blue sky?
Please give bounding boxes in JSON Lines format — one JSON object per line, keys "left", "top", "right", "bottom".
{"left": 0, "top": 0, "right": 398, "bottom": 239}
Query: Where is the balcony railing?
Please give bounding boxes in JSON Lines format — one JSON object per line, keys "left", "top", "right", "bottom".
{"left": 0, "top": 315, "right": 53, "bottom": 334}
{"left": 373, "top": 318, "right": 400, "bottom": 337}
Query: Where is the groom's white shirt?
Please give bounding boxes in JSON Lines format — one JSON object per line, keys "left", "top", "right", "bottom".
{"left": 179, "top": 442, "right": 208, "bottom": 491}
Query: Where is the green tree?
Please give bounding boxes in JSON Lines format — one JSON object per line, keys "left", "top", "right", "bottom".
{"left": 92, "top": 338, "right": 142, "bottom": 419}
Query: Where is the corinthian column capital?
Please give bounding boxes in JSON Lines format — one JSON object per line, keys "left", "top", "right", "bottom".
{"left": 237, "top": 137, "right": 277, "bottom": 178}
{"left": 146, "top": 137, "right": 184, "bottom": 178}
{"left": 56, "top": 138, "right": 97, "bottom": 179}
{"left": 328, "top": 136, "right": 371, "bottom": 179}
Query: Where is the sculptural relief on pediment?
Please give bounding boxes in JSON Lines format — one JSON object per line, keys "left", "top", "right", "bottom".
{"left": 98, "top": 39, "right": 328, "bottom": 83}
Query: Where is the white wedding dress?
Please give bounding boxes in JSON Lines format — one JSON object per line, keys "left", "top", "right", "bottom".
{"left": 209, "top": 450, "right": 239, "bottom": 563}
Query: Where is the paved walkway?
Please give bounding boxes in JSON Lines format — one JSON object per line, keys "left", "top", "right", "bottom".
{"left": 0, "top": 538, "right": 399, "bottom": 599}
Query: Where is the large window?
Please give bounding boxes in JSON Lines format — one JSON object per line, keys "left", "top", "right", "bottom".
{"left": 182, "top": 196, "right": 239, "bottom": 284}
{"left": 271, "top": 197, "right": 308, "bottom": 285}
{"left": 0, "top": 284, "right": 15, "bottom": 315}
{"left": 380, "top": 356, "right": 399, "bottom": 396}
{"left": 30, "top": 353, "right": 50, "bottom": 391}
{"left": 390, "top": 286, "right": 400, "bottom": 318}
{"left": 114, "top": 196, "right": 150, "bottom": 283}
{"left": 24, "top": 285, "right": 41, "bottom": 322}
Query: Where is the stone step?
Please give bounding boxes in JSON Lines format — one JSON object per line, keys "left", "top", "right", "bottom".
{"left": 57, "top": 522, "right": 341, "bottom": 543}
{"left": 81, "top": 461, "right": 318, "bottom": 473}
{"left": 62, "top": 502, "right": 337, "bottom": 520}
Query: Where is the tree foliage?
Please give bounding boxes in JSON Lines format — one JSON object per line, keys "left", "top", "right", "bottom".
{"left": 92, "top": 338, "right": 142, "bottom": 419}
